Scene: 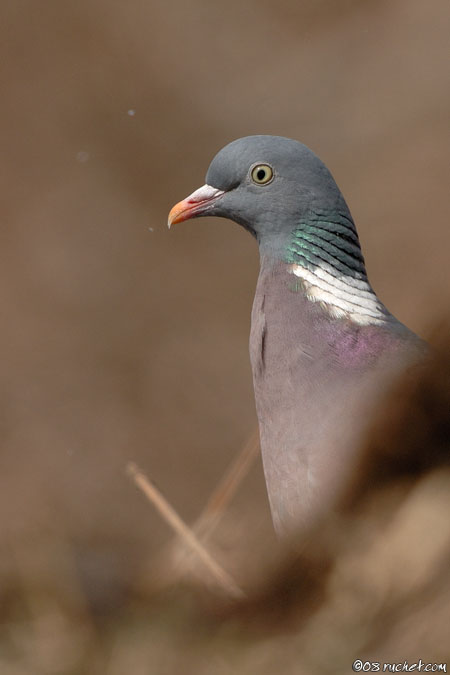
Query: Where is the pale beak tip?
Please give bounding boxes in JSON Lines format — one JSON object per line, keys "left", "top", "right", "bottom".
{"left": 167, "top": 202, "right": 182, "bottom": 229}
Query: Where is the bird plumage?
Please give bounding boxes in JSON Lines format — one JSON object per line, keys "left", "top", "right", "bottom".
{"left": 168, "top": 135, "right": 425, "bottom": 535}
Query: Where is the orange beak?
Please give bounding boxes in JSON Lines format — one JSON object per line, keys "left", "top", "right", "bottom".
{"left": 168, "top": 184, "right": 225, "bottom": 228}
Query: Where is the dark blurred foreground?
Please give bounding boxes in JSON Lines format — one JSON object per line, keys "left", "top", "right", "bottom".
{"left": 1, "top": 324, "right": 449, "bottom": 674}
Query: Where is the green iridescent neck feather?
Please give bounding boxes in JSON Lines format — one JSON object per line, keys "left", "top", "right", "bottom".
{"left": 283, "top": 212, "right": 390, "bottom": 325}
{"left": 285, "top": 213, "right": 368, "bottom": 280}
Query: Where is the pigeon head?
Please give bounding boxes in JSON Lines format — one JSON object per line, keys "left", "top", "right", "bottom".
{"left": 168, "top": 135, "right": 354, "bottom": 258}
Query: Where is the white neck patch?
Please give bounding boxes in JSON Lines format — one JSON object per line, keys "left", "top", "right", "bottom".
{"left": 288, "top": 263, "right": 389, "bottom": 326}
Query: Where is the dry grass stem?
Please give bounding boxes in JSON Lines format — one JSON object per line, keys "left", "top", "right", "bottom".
{"left": 127, "top": 462, "right": 245, "bottom": 599}
{"left": 194, "top": 429, "right": 260, "bottom": 540}
{"left": 144, "top": 430, "right": 260, "bottom": 590}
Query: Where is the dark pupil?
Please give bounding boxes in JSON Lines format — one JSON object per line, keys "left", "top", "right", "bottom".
{"left": 256, "top": 168, "right": 266, "bottom": 181}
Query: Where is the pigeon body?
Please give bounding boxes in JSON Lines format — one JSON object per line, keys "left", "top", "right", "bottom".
{"left": 168, "top": 136, "right": 425, "bottom": 535}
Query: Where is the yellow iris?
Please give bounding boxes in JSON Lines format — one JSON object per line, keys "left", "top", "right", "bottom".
{"left": 251, "top": 164, "right": 273, "bottom": 184}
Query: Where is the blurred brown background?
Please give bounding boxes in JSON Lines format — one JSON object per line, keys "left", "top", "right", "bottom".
{"left": 1, "top": 0, "right": 449, "bottom": 662}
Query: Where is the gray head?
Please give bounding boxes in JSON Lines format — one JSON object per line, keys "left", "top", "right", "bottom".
{"left": 169, "top": 136, "right": 391, "bottom": 323}
{"left": 168, "top": 135, "right": 359, "bottom": 261}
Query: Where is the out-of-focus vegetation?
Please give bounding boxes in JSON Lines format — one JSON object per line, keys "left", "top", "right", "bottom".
{"left": 2, "top": 326, "right": 449, "bottom": 674}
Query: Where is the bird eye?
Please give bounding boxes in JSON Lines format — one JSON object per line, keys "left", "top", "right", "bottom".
{"left": 251, "top": 164, "right": 274, "bottom": 185}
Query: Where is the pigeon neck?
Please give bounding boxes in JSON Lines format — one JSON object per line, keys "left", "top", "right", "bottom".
{"left": 259, "top": 213, "right": 392, "bottom": 327}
